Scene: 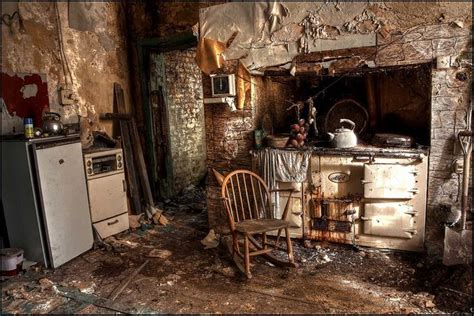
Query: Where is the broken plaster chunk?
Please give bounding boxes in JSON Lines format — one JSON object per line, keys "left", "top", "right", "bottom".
{"left": 70, "top": 280, "right": 96, "bottom": 294}
{"left": 128, "top": 214, "right": 143, "bottom": 230}
{"left": 452, "top": 20, "right": 464, "bottom": 28}
{"left": 225, "top": 97, "right": 237, "bottom": 111}
{"left": 38, "top": 278, "right": 54, "bottom": 290}
{"left": 290, "top": 64, "right": 296, "bottom": 76}
{"left": 201, "top": 229, "right": 220, "bottom": 249}
{"left": 147, "top": 249, "right": 172, "bottom": 259}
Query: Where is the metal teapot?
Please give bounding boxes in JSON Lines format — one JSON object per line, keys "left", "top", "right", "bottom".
{"left": 327, "top": 119, "right": 357, "bottom": 148}
{"left": 42, "top": 111, "right": 64, "bottom": 135}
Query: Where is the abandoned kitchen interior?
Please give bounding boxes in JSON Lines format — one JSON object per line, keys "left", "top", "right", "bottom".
{"left": 1, "top": 1, "right": 472, "bottom": 314}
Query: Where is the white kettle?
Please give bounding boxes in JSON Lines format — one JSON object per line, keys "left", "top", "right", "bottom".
{"left": 327, "top": 119, "right": 357, "bottom": 148}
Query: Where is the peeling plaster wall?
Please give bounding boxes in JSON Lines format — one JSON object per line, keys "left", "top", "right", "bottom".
{"left": 199, "top": 2, "right": 472, "bottom": 72}
{"left": 201, "top": 2, "right": 473, "bottom": 255}
{"left": 2, "top": 2, "right": 131, "bottom": 140}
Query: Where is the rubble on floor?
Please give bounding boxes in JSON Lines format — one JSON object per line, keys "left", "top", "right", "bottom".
{"left": 1, "top": 189, "right": 471, "bottom": 313}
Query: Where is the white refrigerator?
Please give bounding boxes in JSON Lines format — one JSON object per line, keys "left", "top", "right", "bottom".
{"left": 1, "top": 135, "right": 93, "bottom": 268}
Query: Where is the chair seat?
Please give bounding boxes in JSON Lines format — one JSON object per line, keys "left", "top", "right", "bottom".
{"left": 235, "top": 219, "right": 290, "bottom": 234}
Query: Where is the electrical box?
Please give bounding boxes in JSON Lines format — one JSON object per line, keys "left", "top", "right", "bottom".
{"left": 59, "top": 87, "right": 75, "bottom": 106}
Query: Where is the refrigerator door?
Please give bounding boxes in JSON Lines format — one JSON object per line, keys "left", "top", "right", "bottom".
{"left": 33, "top": 141, "right": 93, "bottom": 268}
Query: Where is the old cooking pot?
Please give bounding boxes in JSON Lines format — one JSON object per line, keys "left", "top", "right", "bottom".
{"left": 42, "top": 112, "right": 63, "bottom": 135}
{"left": 327, "top": 119, "right": 357, "bottom": 148}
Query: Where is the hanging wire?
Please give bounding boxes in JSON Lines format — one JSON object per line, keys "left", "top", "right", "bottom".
{"left": 55, "top": 2, "right": 74, "bottom": 88}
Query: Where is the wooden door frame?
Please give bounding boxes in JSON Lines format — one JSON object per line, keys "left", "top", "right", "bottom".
{"left": 137, "top": 32, "right": 197, "bottom": 198}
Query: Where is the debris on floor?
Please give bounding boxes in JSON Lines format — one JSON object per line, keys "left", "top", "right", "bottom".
{"left": 1, "top": 197, "right": 472, "bottom": 313}
{"left": 201, "top": 229, "right": 220, "bottom": 249}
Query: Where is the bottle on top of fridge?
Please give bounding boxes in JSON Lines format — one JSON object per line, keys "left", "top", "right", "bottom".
{"left": 24, "top": 118, "right": 34, "bottom": 138}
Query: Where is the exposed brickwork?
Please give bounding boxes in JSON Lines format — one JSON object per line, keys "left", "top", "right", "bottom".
{"left": 163, "top": 48, "right": 207, "bottom": 194}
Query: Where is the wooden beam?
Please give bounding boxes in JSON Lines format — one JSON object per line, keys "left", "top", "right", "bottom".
{"left": 130, "top": 118, "right": 155, "bottom": 218}
{"left": 365, "top": 74, "right": 377, "bottom": 128}
{"left": 294, "top": 47, "right": 377, "bottom": 63}
{"left": 114, "top": 83, "right": 143, "bottom": 215}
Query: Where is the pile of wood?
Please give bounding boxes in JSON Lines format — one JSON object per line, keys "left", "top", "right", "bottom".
{"left": 100, "top": 83, "right": 168, "bottom": 225}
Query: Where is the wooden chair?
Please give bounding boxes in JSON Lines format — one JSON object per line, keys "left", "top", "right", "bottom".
{"left": 220, "top": 169, "right": 297, "bottom": 278}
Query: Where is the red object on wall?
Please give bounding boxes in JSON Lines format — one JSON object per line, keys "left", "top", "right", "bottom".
{"left": 1, "top": 73, "right": 50, "bottom": 127}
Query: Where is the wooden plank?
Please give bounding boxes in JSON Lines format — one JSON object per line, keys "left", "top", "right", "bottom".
{"left": 108, "top": 260, "right": 150, "bottom": 301}
{"left": 130, "top": 118, "right": 155, "bottom": 218}
{"left": 114, "top": 84, "right": 142, "bottom": 215}
{"left": 294, "top": 47, "right": 378, "bottom": 63}
{"left": 365, "top": 74, "right": 377, "bottom": 128}
{"left": 55, "top": 286, "right": 136, "bottom": 314}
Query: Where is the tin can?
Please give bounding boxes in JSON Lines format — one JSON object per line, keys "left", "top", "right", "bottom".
{"left": 24, "top": 118, "right": 34, "bottom": 138}
{"left": 254, "top": 129, "right": 264, "bottom": 149}
{"left": 0, "top": 248, "right": 24, "bottom": 280}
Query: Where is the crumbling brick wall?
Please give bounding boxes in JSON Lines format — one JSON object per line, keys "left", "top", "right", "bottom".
{"left": 163, "top": 48, "right": 207, "bottom": 194}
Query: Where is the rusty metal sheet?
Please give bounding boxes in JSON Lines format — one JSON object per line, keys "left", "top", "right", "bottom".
{"left": 195, "top": 38, "right": 227, "bottom": 75}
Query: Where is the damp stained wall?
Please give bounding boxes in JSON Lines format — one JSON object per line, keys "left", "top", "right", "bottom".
{"left": 2, "top": 2, "right": 131, "bottom": 144}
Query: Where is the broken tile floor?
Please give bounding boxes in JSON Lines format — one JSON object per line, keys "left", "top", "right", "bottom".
{"left": 2, "top": 202, "right": 472, "bottom": 314}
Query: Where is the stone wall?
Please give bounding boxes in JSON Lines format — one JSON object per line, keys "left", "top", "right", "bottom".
{"left": 2, "top": 2, "right": 131, "bottom": 141}
{"left": 162, "top": 49, "right": 207, "bottom": 194}
{"left": 427, "top": 68, "right": 472, "bottom": 255}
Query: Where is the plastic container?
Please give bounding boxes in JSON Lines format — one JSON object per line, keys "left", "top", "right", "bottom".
{"left": 0, "top": 248, "right": 24, "bottom": 280}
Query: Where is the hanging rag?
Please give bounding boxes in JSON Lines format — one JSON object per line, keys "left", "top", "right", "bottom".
{"left": 253, "top": 148, "right": 311, "bottom": 188}
{"left": 252, "top": 148, "right": 311, "bottom": 217}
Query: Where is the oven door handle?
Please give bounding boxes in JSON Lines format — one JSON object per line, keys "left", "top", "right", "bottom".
{"left": 122, "top": 179, "right": 127, "bottom": 192}
{"left": 353, "top": 156, "right": 372, "bottom": 162}
{"left": 107, "top": 219, "right": 119, "bottom": 226}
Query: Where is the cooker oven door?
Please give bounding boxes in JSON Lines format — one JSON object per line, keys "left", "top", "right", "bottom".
{"left": 357, "top": 159, "right": 427, "bottom": 251}
{"left": 363, "top": 164, "right": 418, "bottom": 199}
{"left": 362, "top": 202, "right": 417, "bottom": 239}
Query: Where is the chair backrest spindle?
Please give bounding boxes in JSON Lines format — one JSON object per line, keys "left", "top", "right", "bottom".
{"left": 221, "top": 170, "right": 273, "bottom": 227}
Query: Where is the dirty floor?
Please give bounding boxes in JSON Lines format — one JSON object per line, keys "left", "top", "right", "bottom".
{"left": 1, "top": 197, "right": 472, "bottom": 314}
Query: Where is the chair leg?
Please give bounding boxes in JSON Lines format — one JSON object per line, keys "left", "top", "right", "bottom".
{"left": 244, "top": 234, "right": 251, "bottom": 278}
{"left": 275, "top": 228, "right": 282, "bottom": 246}
{"left": 285, "top": 228, "right": 294, "bottom": 263}
{"left": 262, "top": 232, "right": 267, "bottom": 249}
